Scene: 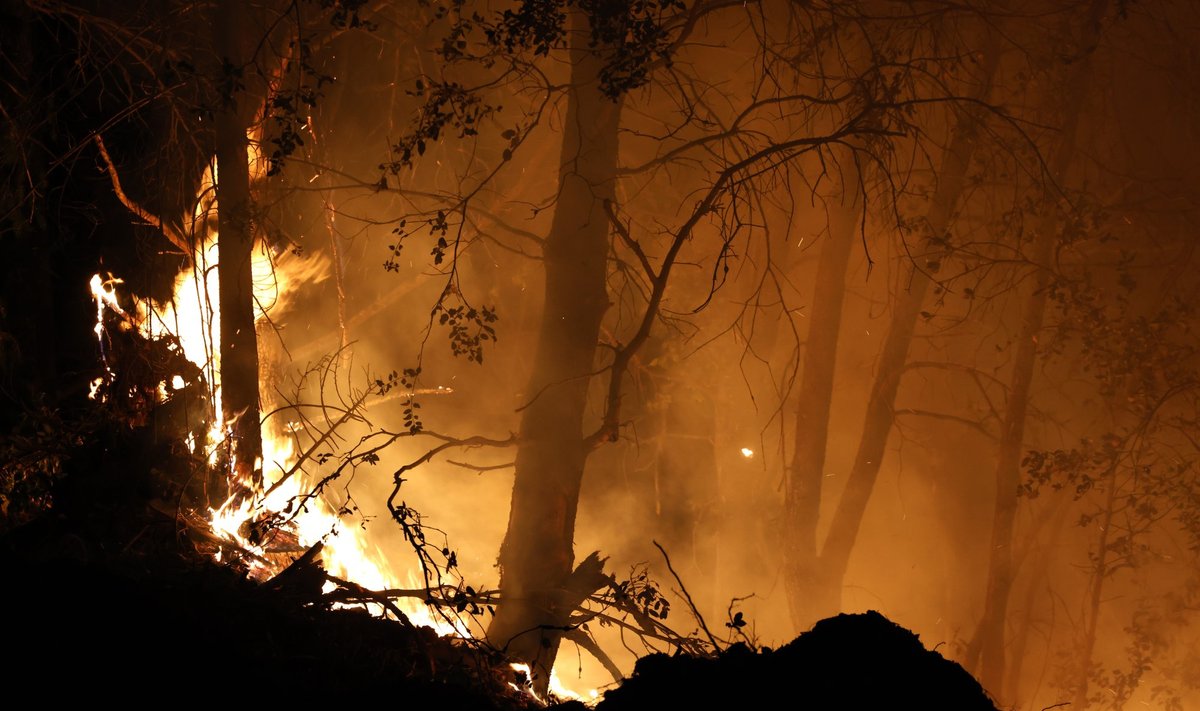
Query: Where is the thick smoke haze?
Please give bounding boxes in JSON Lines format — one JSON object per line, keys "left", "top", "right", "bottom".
{"left": 251, "top": 1, "right": 1200, "bottom": 703}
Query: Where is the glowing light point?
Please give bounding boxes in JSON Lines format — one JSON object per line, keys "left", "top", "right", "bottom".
{"left": 740, "top": 447, "right": 754, "bottom": 459}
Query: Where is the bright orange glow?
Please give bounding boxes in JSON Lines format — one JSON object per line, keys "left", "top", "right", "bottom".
{"left": 87, "top": 130, "right": 599, "bottom": 702}
{"left": 86, "top": 128, "right": 468, "bottom": 651}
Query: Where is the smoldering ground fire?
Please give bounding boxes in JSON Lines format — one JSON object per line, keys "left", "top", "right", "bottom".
{"left": 3, "top": 0, "right": 1200, "bottom": 708}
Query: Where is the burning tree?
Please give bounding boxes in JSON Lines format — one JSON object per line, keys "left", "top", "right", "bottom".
{"left": 211, "top": 0, "right": 263, "bottom": 492}
{"left": 0, "top": 0, "right": 436, "bottom": 587}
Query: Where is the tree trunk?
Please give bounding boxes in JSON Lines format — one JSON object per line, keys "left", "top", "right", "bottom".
{"left": 791, "top": 42, "right": 1001, "bottom": 629}
{"left": 969, "top": 229, "right": 1053, "bottom": 696}
{"left": 783, "top": 144, "right": 863, "bottom": 631}
{"left": 1075, "top": 471, "right": 1119, "bottom": 709}
{"left": 1004, "top": 498, "right": 1068, "bottom": 705}
{"left": 969, "top": 2, "right": 1102, "bottom": 695}
{"left": 213, "top": 0, "right": 262, "bottom": 490}
{"left": 487, "top": 10, "right": 619, "bottom": 690}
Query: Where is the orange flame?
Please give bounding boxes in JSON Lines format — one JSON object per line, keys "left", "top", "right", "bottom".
{"left": 89, "top": 129, "right": 602, "bottom": 703}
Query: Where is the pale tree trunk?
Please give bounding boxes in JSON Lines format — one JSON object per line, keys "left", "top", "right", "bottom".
{"left": 783, "top": 143, "right": 863, "bottom": 630}
{"left": 213, "top": 0, "right": 262, "bottom": 490}
{"left": 1075, "top": 469, "right": 1119, "bottom": 709}
{"left": 487, "top": 9, "right": 619, "bottom": 690}
{"left": 969, "top": 1, "right": 1104, "bottom": 698}
{"left": 968, "top": 237, "right": 1053, "bottom": 695}
{"left": 789, "top": 41, "right": 1001, "bottom": 630}
{"left": 1004, "top": 498, "right": 1069, "bottom": 705}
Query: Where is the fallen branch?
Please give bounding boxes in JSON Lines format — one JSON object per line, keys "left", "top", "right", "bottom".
{"left": 445, "top": 459, "right": 514, "bottom": 473}
{"left": 331, "top": 583, "right": 500, "bottom": 608}
{"left": 654, "top": 540, "right": 720, "bottom": 652}
{"left": 563, "top": 627, "right": 623, "bottom": 683}
{"left": 94, "top": 134, "right": 189, "bottom": 252}
{"left": 322, "top": 571, "right": 416, "bottom": 628}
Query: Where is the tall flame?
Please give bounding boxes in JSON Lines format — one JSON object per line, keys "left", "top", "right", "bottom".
{"left": 87, "top": 131, "right": 414, "bottom": 609}
{"left": 89, "top": 129, "right": 597, "bottom": 703}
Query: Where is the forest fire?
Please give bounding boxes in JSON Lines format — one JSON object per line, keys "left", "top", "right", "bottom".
{"left": 86, "top": 230, "right": 458, "bottom": 623}
{"left": 84, "top": 140, "right": 615, "bottom": 698}
{"left": 7, "top": 0, "right": 1200, "bottom": 708}
{"left": 87, "top": 258, "right": 504, "bottom": 679}
{"left": 88, "top": 123, "right": 373, "bottom": 578}
{"left": 81, "top": 114, "right": 505, "bottom": 673}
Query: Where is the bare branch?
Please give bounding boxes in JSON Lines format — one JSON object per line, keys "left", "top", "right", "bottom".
{"left": 93, "top": 134, "right": 189, "bottom": 252}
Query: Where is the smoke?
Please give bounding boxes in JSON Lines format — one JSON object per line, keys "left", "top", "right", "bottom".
{"left": 199, "top": 1, "right": 1200, "bottom": 705}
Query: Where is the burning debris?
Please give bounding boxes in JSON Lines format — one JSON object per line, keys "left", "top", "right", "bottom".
{"left": 86, "top": 254, "right": 466, "bottom": 630}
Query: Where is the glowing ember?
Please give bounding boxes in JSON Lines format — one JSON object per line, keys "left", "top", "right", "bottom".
{"left": 549, "top": 670, "right": 600, "bottom": 704}
{"left": 740, "top": 447, "right": 754, "bottom": 459}
{"left": 88, "top": 273, "right": 126, "bottom": 381}
{"left": 509, "top": 662, "right": 598, "bottom": 705}
{"left": 508, "top": 662, "right": 539, "bottom": 701}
